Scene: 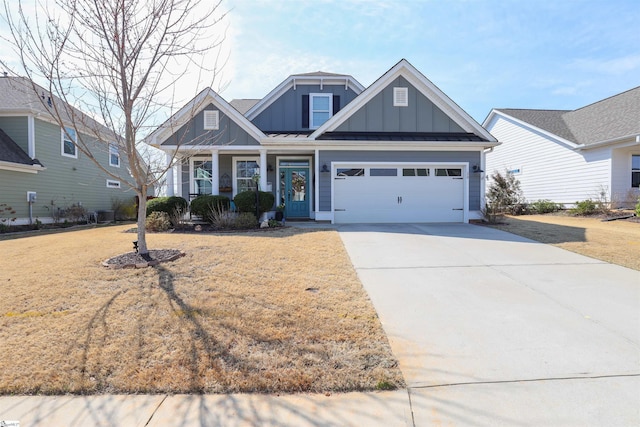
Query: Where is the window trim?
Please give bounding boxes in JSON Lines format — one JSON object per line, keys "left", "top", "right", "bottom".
{"left": 106, "top": 179, "right": 121, "bottom": 189}
{"left": 309, "top": 93, "right": 333, "bottom": 129}
{"left": 232, "top": 156, "right": 260, "bottom": 196}
{"left": 393, "top": 87, "right": 409, "bottom": 107}
{"left": 189, "top": 156, "right": 214, "bottom": 196}
{"left": 61, "top": 127, "right": 78, "bottom": 158}
{"left": 203, "top": 110, "right": 220, "bottom": 130}
{"left": 632, "top": 154, "right": 640, "bottom": 188}
{"left": 109, "top": 143, "right": 120, "bottom": 167}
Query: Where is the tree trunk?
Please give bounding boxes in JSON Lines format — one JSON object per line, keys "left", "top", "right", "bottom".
{"left": 136, "top": 191, "right": 149, "bottom": 256}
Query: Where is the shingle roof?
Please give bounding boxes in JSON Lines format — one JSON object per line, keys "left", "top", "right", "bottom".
{"left": 229, "top": 99, "right": 260, "bottom": 115}
{"left": 0, "top": 128, "right": 43, "bottom": 166}
{"left": 291, "top": 71, "right": 350, "bottom": 77}
{"left": 496, "top": 86, "right": 640, "bottom": 145}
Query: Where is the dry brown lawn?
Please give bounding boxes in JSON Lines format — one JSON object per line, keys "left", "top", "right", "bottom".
{"left": 0, "top": 225, "right": 404, "bottom": 395}
{"left": 489, "top": 214, "right": 640, "bottom": 271}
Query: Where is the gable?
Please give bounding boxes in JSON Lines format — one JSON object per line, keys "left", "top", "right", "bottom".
{"left": 161, "top": 103, "right": 260, "bottom": 147}
{"left": 334, "top": 76, "right": 465, "bottom": 133}
{"left": 251, "top": 84, "right": 359, "bottom": 132}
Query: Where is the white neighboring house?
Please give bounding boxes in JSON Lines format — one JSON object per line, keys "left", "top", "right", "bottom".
{"left": 483, "top": 87, "right": 640, "bottom": 208}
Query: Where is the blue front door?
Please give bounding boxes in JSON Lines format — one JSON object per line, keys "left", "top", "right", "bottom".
{"left": 281, "top": 167, "right": 310, "bottom": 218}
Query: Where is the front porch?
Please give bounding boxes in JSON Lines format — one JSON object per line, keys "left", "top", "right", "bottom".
{"left": 166, "top": 149, "right": 319, "bottom": 219}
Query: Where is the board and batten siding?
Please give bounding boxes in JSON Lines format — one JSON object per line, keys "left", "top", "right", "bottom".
{"left": 251, "top": 85, "right": 358, "bottom": 132}
{"left": 317, "top": 150, "right": 481, "bottom": 212}
{"left": 162, "top": 103, "right": 259, "bottom": 147}
{"left": 335, "top": 77, "right": 465, "bottom": 133}
{"left": 0, "top": 117, "right": 134, "bottom": 222}
{"left": 485, "top": 115, "right": 611, "bottom": 205}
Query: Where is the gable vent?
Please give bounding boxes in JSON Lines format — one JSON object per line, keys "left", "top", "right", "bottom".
{"left": 203, "top": 110, "right": 219, "bottom": 130}
{"left": 393, "top": 87, "right": 408, "bottom": 107}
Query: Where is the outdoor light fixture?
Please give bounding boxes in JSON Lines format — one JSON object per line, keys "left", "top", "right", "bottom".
{"left": 472, "top": 165, "right": 484, "bottom": 173}
{"left": 321, "top": 163, "right": 330, "bottom": 173}
{"left": 267, "top": 164, "right": 274, "bottom": 172}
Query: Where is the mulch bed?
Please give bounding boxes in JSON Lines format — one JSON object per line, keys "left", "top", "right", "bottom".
{"left": 102, "top": 249, "right": 184, "bottom": 269}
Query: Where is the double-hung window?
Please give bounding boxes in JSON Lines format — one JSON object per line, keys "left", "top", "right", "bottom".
{"left": 632, "top": 155, "right": 640, "bottom": 188}
{"left": 109, "top": 143, "right": 120, "bottom": 167}
{"left": 233, "top": 158, "right": 260, "bottom": 195}
{"left": 61, "top": 127, "right": 77, "bottom": 158}
{"left": 192, "top": 160, "right": 213, "bottom": 195}
{"left": 310, "top": 93, "right": 332, "bottom": 129}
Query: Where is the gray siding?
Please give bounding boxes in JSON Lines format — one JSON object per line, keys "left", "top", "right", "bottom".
{"left": 252, "top": 85, "right": 359, "bottom": 132}
{"left": 0, "top": 118, "right": 135, "bottom": 221}
{"left": 335, "top": 77, "right": 465, "bottom": 133}
{"left": 0, "top": 116, "right": 29, "bottom": 154}
{"left": 163, "top": 104, "right": 259, "bottom": 147}
{"left": 318, "top": 150, "right": 481, "bottom": 211}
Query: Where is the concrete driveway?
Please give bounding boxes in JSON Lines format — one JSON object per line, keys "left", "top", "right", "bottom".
{"left": 338, "top": 223, "right": 640, "bottom": 426}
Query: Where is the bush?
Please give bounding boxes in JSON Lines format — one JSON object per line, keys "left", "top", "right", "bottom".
{"left": 145, "top": 211, "right": 171, "bottom": 232}
{"left": 233, "top": 191, "right": 275, "bottom": 215}
{"left": 146, "top": 196, "right": 188, "bottom": 219}
{"left": 190, "top": 195, "right": 230, "bottom": 218}
{"left": 486, "top": 170, "right": 525, "bottom": 215}
{"left": 570, "top": 199, "right": 600, "bottom": 216}
{"left": 112, "top": 197, "right": 137, "bottom": 220}
{"left": 635, "top": 198, "right": 640, "bottom": 217}
{"left": 530, "top": 199, "right": 562, "bottom": 214}
{"left": 234, "top": 212, "right": 257, "bottom": 229}
{"left": 209, "top": 209, "right": 236, "bottom": 230}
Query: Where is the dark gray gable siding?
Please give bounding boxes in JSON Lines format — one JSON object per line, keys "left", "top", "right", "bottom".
{"left": 0, "top": 116, "right": 29, "bottom": 154}
{"left": 335, "top": 77, "right": 465, "bottom": 133}
{"left": 162, "top": 103, "right": 259, "bottom": 146}
{"left": 251, "top": 85, "right": 359, "bottom": 132}
{"left": 318, "top": 150, "right": 481, "bottom": 211}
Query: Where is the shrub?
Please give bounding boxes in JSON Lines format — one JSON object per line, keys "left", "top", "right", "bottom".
{"left": 635, "top": 198, "right": 640, "bottom": 217}
{"left": 146, "top": 196, "right": 188, "bottom": 219}
{"left": 112, "top": 196, "right": 137, "bottom": 220}
{"left": 234, "top": 212, "right": 257, "bottom": 229}
{"left": 209, "top": 208, "right": 236, "bottom": 230}
{"left": 63, "top": 203, "right": 88, "bottom": 223}
{"left": 233, "top": 191, "right": 275, "bottom": 215}
{"left": 145, "top": 211, "right": 171, "bottom": 232}
{"left": 486, "top": 170, "right": 525, "bottom": 215}
{"left": 190, "top": 195, "right": 230, "bottom": 218}
{"left": 570, "top": 199, "right": 600, "bottom": 216}
{"left": 530, "top": 199, "right": 562, "bottom": 214}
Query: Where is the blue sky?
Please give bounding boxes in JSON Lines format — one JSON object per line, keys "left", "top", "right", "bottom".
{"left": 221, "top": 0, "right": 640, "bottom": 123}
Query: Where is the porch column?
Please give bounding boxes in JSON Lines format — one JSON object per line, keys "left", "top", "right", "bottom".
{"left": 165, "top": 152, "right": 174, "bottom": 196}
{"left": 211, "top": 149, "right": 219, "bottom": 195}
{"left": 259, "top": 149, "right": 268, "bottom": 191}
{"left": 314, "top": 149, "right": 320, "bottom": 215}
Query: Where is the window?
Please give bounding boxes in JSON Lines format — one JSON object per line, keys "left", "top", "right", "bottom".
{"left": 106, "top": 179, "right": 121, "bottom": 189}
{"left": 435, "top": 168, "right": 462, "bottom": 177}
{"left": 337, "top": 168, "right": 364, "bottom": 177}
{"left": 234, "top": 158, "right": 260, "bottom": 194}
{"left": 61, "top": 127, "right": 77, "bottom": 158}
{"left": 394, "top": 87, "right": 408, "bottom": 107}
{"left": 193, "top": 160, "right": 213, "bottom": 195}
{"left": 310, "top": 93, "right": 333, "bottom": 129}
{"left": 403, "top": 168, "right": 429, "bottom": 176}
{"left": 203, "top": 110, "right": 219, "bottom": 130}
{"left": 633, "top": 155, "right": 640, "bottom": 188}
{"left": 371, "top": 168, "right": 398, "bottom": 177}
{"left": 109, "top": 143, "right": 120, "bottom": 167}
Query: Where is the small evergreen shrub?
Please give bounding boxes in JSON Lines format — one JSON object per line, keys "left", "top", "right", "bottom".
{"left": 234, "top": 212, "right": 258, "bottom": 229}
{"left": 146, "top": 196, "right": 188, "bottom": 219}
{"left": 233, "top": 191, "right": 275, "bottom": 215}
{"left": 486, "top": 170, "right": 525, "bottom": 215}
{"left": 635, "top": 198, "right": 640, "bottom": 217}
{"left": 145, "top": 211, "right": 171, "bottom": 232}
{"left": 570, "top": 199, "right": 599, "bottom": 216}
{"left": 190, "top": 195, "right": 230, "bottom": 218}
{"left": 530, "top": 199, "right": 562, "bottom": 214}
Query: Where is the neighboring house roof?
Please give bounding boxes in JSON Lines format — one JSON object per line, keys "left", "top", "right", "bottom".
{"left": 489, "top": 86, "right": 640, "bottom": 147}
{"left": 0, "top": 127, "right": 45, "bottom": 173}
{"left": 229, "top": 99, "right": 260, "bottom": 115}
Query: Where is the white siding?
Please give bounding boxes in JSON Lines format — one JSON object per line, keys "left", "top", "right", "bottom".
{"left": 611, "top": 146, "right": 640, "bottom": 207}
{"left": 486, "top": 115, "right": 611, "bottom": 205}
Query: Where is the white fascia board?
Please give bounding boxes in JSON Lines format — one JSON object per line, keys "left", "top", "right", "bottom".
{"left": 245, "top": 75, "right": 365, "bottom": 121}
{"left": 486, "top": 109, "right": 580, "bottom": 149}
{"left": 310, "top": 59, "right": 497, "bottom": 143}
{"left": 0, "top": 160, "right": 46, "bottom": 173}
{"left": 146, "top": 88, "right": 266, "bottom": 147}
{"left": 574, "top": 134, "right": 640, "bottom": 151}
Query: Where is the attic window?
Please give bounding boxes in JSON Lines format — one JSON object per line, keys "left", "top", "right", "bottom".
{"left": 393, "top": 87, "right": 408, "bottom": 107}
{"left": 203, "top": 110, "right": 219, "bottom": 130}
{"left": 310, "top": 93, "right": 333, "bottom": 129}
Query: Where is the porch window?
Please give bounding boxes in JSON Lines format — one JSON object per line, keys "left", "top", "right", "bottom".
{"left": 633, "top": 155, "right": 640, "bottom": 188}
{"left": 193, "top": 160, "right": 212, "bottom": 195}
{"left": 234, "top": 158, "right": 260, "bottom": 194}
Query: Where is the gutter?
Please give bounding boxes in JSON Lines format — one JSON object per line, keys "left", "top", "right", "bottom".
{"left": 574, "top": 133, "right": 640, "bottom": 150}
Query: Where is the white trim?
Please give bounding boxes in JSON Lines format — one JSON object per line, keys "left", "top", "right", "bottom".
{"left": 109, "top": 143, "right": 120, "bottom": 167}
{"left": 0, "top": 160, "right": 45, "bottom": 173}
{"left": 276, "top": 155, "right": 314, "bottom": 217}
{"left": 232, "top": 156, "right": 261, "bottom": 197}
{"left": 61, "top": 127, "right": 78, "bottom": 158}
{"left": 27, "top": 115, "right": 35, "bottom": 158}
{"left": 311, "top": 59, "right": 496, "bottom": 142}
{"left": 211, "top": 149, "right": 220, "bottom": 195}
{"left": 203, "top": 110, "right": 220, "bottom": 130}
{"left": 165, "top": 152, "right": 175, "bottom": 196}
{"left": 106, "top": 179, "right": 121, "bottom": 188}
{"left": 314, "top": 149, "right": 320, "bottom": 216}
{"left": 189, "top": 156, "right": 215, "bottom": 196}
{"left": 330, "top": 161, "right": 469, "bottom": 224}
{"left": 483, "top": 109, "right": 577, "bottom": 149}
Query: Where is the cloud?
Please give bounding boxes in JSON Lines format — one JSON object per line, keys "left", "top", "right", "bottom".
{"left": 568, "top": 54, "right": 640, "bottom": 75}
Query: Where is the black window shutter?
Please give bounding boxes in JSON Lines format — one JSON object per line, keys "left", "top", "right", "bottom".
{"left": 333, "top": 95, "right": 340, "bottom": 114}
{"left": 302, "top": 95, "right": 309, "bottom": 128}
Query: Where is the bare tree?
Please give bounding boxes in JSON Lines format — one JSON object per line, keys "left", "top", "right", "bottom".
{"left": 1, "top": 0, "right": 226, "bottom": 256}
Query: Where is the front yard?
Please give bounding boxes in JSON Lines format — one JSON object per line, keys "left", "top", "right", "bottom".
{"left": 489, "top": 214, "right": 640, "bottom": 271}
{"left": 0, "top": 226, "right": 404, "bottom": 394}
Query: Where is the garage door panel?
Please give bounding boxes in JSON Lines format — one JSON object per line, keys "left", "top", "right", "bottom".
{"left": 333, "top": 164, "right": 466, "bottom": 224}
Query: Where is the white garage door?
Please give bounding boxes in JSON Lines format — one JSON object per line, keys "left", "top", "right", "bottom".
{"left": 333, "top": 163, "right": 466, "bottom": 223}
